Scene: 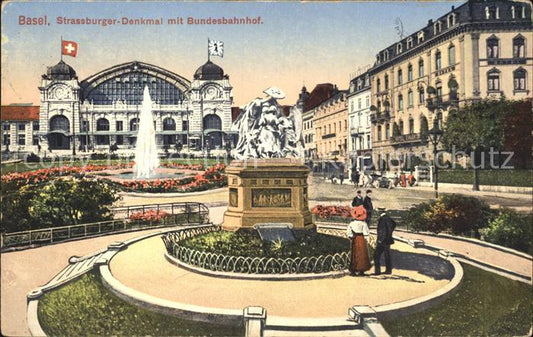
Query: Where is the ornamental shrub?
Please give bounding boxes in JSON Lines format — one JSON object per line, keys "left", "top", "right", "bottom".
{"left": 481, "top": 208, "right": 532, "bottom": 254}
{"left": 405, "top": 194, "right": 490, "bottom": 235}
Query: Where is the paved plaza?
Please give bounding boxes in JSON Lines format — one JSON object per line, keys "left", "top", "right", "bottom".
{"left": 109, "top": 236, "right": 453, "bottom": 319}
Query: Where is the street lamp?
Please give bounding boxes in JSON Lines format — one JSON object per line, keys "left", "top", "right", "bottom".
{"left": 428, "top": 118, "right": 443, "bottom": 198}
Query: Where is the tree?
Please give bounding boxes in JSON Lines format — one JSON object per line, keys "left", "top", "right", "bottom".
{"left": 419, "top": 116, "right": 429, "bottom": 140}
{"left": 442, "top": 98, "right": 517, "bottom": 190}
{"left": 28, "top": 178, "right": 120, "bottom": 228}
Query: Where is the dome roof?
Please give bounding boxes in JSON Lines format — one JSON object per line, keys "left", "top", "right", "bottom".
{"left": 194, "top": 60, "right": 224, "bottom": 80}
{"left": 46, "top": 60, "right": 77, "bottom": 80}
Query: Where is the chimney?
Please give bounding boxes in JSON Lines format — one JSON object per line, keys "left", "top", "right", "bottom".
{"left": 428, "top": 19, "right": 433, "bottom": 25}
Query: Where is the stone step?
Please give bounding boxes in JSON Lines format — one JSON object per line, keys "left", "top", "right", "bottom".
{"left": 264, "top": 328, "right": 369, "bottom": 337}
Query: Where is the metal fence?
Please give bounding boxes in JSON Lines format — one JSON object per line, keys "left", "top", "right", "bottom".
{"left": 1, "top": 202, "right": 209, "bottom": 250}
{"left": 162, "top": 226, "right": 351, "bottom": 275}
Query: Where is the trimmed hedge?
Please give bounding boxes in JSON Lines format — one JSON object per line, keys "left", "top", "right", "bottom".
{"left": 439, "top": 169, "right": 532, "bottom": 187}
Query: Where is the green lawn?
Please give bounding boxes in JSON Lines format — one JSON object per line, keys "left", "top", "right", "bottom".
{"left": 38, "top": 272, "right": 244, "bottom": 337}
{"left": 381, "top": 263, "right": 532, "bottom": 336}
{"left": 1, "top": 157, "right": 228, "bottom": 174}
{"left": 439, "top": 169, "right": 532, "bottom": 187}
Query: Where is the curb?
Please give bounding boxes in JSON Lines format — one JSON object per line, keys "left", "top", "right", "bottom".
{"left": 164, "top": 252, "right": 349, "bottom": 281}
{"left": 417, "top": 181, "right": 532, "bottom": 194}
{"left": 395, "top": 228, "right": 533, "bottom": 261}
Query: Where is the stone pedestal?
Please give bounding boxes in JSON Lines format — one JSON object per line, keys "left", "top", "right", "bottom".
{"left": 223, "top": 159, "right": 313, "bottom": 230}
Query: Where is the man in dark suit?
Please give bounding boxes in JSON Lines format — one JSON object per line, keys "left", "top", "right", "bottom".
{"left": 374, "top": 208, "right": 397, "bottom": 275}
{"left": 352, "top": 190, "right": 364, "bottom": 207}
{"left": 363, "top": 190, "right": 373, "bottom": 226}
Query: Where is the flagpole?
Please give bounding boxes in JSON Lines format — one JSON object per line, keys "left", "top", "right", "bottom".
{"left": 207, "top": 37, "right": 210, "bottom": 62}
{"left": 60, "top": 36, "right": 63, "bottom": 61}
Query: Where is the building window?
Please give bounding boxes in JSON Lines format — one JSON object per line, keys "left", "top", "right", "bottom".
{"left": 18, "top": 123, "right": 25, "bottom": 131}
{"left": 182, "top": 120, "right": 189, "bottom": 132}
{"left": 384, "top": 50, "right": 389, "bottom": 60}
{"left": 417, "top": 31, "right": 425, "bottom": 43}
{"left": 130, "top": 118, "right": 139, "bottom": 131}
{"left": 419, "top": 88, "right": 425, "bottom": 104}
{"left": 409, "top": 119, "right": 414, "bottom": 134}
{"left": 50, "top": 115, "right": 69, "bottom": 132}
{"left": 435, "top": 50, "right": 442, "bottom": 70}
{"left": 32, "top": 134, "right": 39, "bottom": 146}
{"left": 487, "top": 69, "right": 500, "bottom": 91}
{"left": 33, "top": 121, "right": 39, "bottom": 131}
{"left": 358, "top": 98, "right": 361, "bottom": 109}
{"left": 81, "top": 120, "right": 89, "bottom": 132}
{"left": 163, "top": 117, "right": 176, "bottom": 131}
{"left": 398, "top": 94, "right": 404, "bottom": 110}
{"left": 398, "top": 69, "right": 403, "bottom": 85}
{"left": 487, "top": 36, "right": 499, "bottom": 58}
{"left": 407, "top": 37, "right": 413, "bottom": 49}
{"left": 522, "top": 6, "right": 526, "bottom": 18}
{"left": 377, "top": 125, "right": 382, "bottom": 141}
{"left": 396, "top": 43, "right": 402, "bottom": 54}
{"left": 407, "top": 64, "right": 413, "bottom": 81}
{"left": 436, "top": 84, "right": 443, "bottom": 99}
{"left": 399, "top": 120, "right": 404, "bottom": 135}
{"left": 366, "top": 96, "right": 370, "bottom": 107}
{"left": 419, "top": 59, "right": 424, "bottom": 77}
{"left": 385, "top": 124, "right": 390, "bottom": 139}
{"left": 18, "top": 134, "right": 25, "bottom": 145}
{"left": 408, "top": 90, "right": 413, "bottom": 107}
{"left": 434, "top": 21, "right": 442, "bottom": 35}
{"left": 448, "top": 14, "right": 456, "bottom": 27}
{"left": 2, "top": 123, "right": 9, "bottom": 131}
{"left": 377, "top": 78, "right": 381, "bottom": 92}
{"left": 384, "top": 74, "right": 389, "bottom": 90}
{"left": 514, "top": 68, "right": 527, "bottom": 90}
{"left": 511, "top": 6, "right": 516, "bottom": 19}
{"left": 513, "top": 36, "right": 525, "bottom": 58}
{"left": 96, "top": 118, "right": 110, "bottom": 131}
{"left": 449, "top": 44, "right": 456, "bottom": 65}
{"left": 116, "top": 135, "right": 124, "bottom": 145}
{"left": 485, "top": 6, "right": 498, "bottom": 19}
{"left": 116, "top": 121, "right": 123, "bottom": 131}
{"left": 3, "top": 134, "right": 10, "bottom": 145}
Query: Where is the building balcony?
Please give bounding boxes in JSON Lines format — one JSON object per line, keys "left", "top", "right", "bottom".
{"left": 426, "top": 93, "right": 458, "bottom": 111}
{"left": 370, "top": 110, "right": 391, "bottom": 123}
{"left": 322, "top": 133, "right": 336, "bottom": 140}
{"left": 350, "top": 126, "right": 365, "bottom": 135}
{"left": 390, "top": 133, "right": 427, "bottom": 146}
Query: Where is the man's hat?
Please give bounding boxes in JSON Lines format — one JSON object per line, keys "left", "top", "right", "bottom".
{"left": 377, "top": 207, "right": 387, "bottom": 217}
{"left": 350, "top": 206, "right": 367, "bottom": 221}
{"left": 263, "top": 86, "right": 286, "bottom": 99}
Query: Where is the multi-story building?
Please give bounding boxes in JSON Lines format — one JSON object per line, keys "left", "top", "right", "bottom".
{"left": 369, "top": 0, "right": 532, "bottom": 170}
{"left": 347, "top": 70, "right": 372, "bottom": 172}
{"left": 314, "top": 89, "right": 349, "bottom": 163}
{"left": 35, "top": 58, "right": 233, "bottom": 153}
{"left": 1, "top": 105, "right": 40, "bottom": 155}
{"left": 299, "top": 84, "right": 336, "bottom": 160}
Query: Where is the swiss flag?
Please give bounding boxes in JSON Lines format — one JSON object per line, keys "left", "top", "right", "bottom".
{"left": 61, "top": 40, "right": 78, "bottom": 57}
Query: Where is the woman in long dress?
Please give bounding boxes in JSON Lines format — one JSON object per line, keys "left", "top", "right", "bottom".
{"left": 346, "top": 206, "right": 371, "bottom": 276}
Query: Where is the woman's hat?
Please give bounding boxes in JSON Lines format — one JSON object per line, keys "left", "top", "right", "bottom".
{"left": 350, "top": 206, "right": 367, "bottom": 221}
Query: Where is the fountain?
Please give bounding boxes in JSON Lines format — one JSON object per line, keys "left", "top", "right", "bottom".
{"left": 134, "top": 86, "right": 160, "bottom": 179}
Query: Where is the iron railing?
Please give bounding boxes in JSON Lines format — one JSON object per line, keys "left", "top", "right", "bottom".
{"left": 1, "top": 202, "right": 209, "bottom": 250}
{"left": 162, "top": 226, "right": 351, "bottom": 275}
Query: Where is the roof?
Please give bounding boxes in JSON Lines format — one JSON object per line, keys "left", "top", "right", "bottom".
{"left": 43, "top": 60, "right": 77, "bottom": 81}
{"left": 1, "top": 105, "right": 40, "bottom": 121}
{"left": 194, "top": 60, "right": 225, "bottom": 81}
{"left": 304, "top": 83, "right": 337, "bottom": 112}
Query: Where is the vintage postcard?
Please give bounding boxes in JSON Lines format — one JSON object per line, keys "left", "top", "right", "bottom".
{"left": 1, "top": 0, "right": 532, "bottom": 336}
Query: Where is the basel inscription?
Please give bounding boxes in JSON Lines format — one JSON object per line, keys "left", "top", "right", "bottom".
{"left": 252, "top": 188, "right": 291, "bottom": 208}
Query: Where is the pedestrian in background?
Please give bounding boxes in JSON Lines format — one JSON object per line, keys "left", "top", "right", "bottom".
{"left": 352, "top": 190, "right": 364, "bottom": 207}
{"left": 363, "top": 189, "right": 373, "bottom": 227}
{"left": 374, "top": 208, "right": 397, "bottom": 275}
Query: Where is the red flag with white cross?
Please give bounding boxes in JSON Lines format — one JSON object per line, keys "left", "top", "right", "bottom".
{"left": 61, "top": 40, "right": 78, "bottom": 57}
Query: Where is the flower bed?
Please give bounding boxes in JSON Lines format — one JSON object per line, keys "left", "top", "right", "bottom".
{"left": 119, "top": 164, "right": 227, "bottom": 193}
{"left": 1, "top": 164, "right": 133, "bottom": 187}
{"left": 160, "top": 162, "right": 204, "bottom": 170}
{"left": 311, "top": 205, "right": 352, "bottom": 223}
{"left": 129, "top": 210, "right": 169, "bottom": 222}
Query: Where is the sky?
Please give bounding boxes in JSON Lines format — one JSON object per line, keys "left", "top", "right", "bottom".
{"left": 1, "top": 0, "right": 463, "bottom": 107}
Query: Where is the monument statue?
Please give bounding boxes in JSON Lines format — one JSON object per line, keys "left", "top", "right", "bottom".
{"left": 232, "top": 87, "right": 303, "bottom": 159}
{"left": 223, "top": 87, "right": 312, "bottom": 230}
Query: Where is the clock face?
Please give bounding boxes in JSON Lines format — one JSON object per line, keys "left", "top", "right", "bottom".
{"left": 52, "top": 86, "right": 68, "bottom": 100}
